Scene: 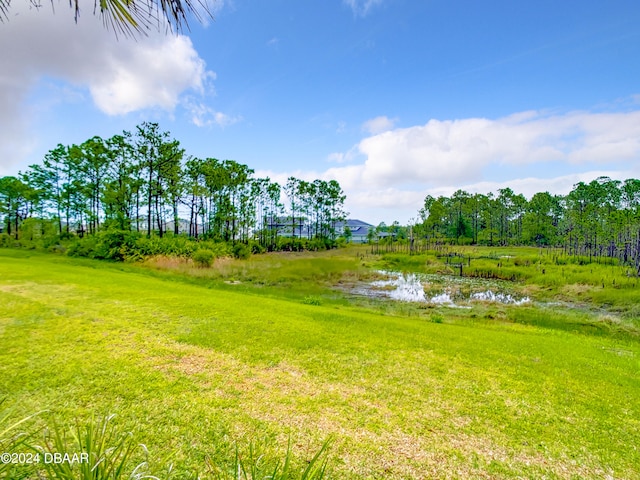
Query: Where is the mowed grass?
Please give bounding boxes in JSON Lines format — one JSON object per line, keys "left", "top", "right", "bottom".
{"left": 1, "top": 249, "right": 640, "bottom": 479}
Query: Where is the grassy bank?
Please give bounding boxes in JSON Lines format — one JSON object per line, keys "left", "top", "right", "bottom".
{"left": 1, "top": 249, "right": 639, "bottom": 478}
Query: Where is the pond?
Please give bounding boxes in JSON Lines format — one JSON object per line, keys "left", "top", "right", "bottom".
{"left": 348, "top": 270, "right": 531, "bottom": 307}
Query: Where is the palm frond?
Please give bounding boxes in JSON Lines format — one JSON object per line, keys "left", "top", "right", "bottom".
{"left": 0, "top": 0, "right": 214, "bottom": 37}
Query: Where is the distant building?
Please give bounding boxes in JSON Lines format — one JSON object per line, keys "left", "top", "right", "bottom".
{"left": 266, "top": 217, "right": 377, "bottom": 243}
{"left": 335, "top": 219, "right": 375, "bottom": 243}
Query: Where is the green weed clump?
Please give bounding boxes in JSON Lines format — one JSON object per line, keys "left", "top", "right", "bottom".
{"left": 302, "top": 296, "right": 322, "bottom": 306}
{"left": 193, "top": 249, "right": 216, "bottom": 268}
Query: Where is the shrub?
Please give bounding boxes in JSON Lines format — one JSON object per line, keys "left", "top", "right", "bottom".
{"left": 47, "top": 244, "right": 67, "bottom": 255}
{"left": 0, "top": 233, "right": 12, "bottom": 248}
{"left": 335, "top": 237, "right": 348, "bottom": 248}
{"left": 193, "top": 249, "right": 215, "bottom": 267}
{"left": 199, "top": 240, "right": 231, "bottom": 258}
{"left": 250, "top": 241, "right": 266, "bottom": 254}
{"left": 232, "top": 242, "right": 251, "bottom": 259}
{"left": 92, "top": 230, "right": 141, "bottom": 261}
{"left": 66, "top": 237, "right": 98, "bottom": 258}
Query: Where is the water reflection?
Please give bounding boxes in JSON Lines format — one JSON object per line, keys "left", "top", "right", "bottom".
{"left": 354, "top": 271, "right": 530, "bottom": 306}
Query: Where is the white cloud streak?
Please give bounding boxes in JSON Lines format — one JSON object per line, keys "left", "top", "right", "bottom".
{"left": 343, "top": 0, "right": 385, "bottom": 16}
{"left": 187, "top": 100, "right": 242, "bottom": 127}
{"left": 362, "top": 115, "right": 397, "bottom": 135}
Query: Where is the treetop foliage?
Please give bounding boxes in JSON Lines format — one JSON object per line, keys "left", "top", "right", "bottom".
{"left": 0, "top": 122, "right": 348, "bottom": 255}
{"left": 414, "top": 177, "right": 640, "bottom": 272}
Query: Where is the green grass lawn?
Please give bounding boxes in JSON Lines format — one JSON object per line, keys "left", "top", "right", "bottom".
{"left": 1, "top": 248, "right": 639, "bottom": 479}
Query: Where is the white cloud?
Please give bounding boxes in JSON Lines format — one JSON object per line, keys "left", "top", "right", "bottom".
{"left": 88, "top": 36, "right": 210, "bottom": 115}
{"left": 426, "top": 170, "right": 631, "bottom": 201}
{"left": 202, "top": 106, "right": 640, "bottom": 225}
{"left": 343, "top": 0, "right": 385, "bottom": 16}
{"left": 327, "top": 145, "right": 360, "bottom": 164}
{"left": 327, "top": 152, "right": 346, "bottom": 163}
{"left": 213, "top": 111, "right": 241, "bottom": 127}
{"left": 0, "top": 2, "right": 215, "bottom": 171}
{"left": 260, "top": 107, "right": 640, "bottom": 224}
{"left": 362, "top": 115, "right": 397, "bottom": 135}
{"left": 323, "top": 109, "right": 640, "bottom": 191}
{"left": 187, "top": 100, "right": 241, "bottom": 127}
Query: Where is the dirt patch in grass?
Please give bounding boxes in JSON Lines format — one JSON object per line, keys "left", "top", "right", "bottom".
{"left": 446, "top": 433, "right": 617, "bottom": 479}
{"left": 0, "top": 281, "right": 75, "bottom": 296}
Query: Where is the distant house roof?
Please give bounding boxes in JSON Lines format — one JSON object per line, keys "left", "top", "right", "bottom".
{"left": 345, "top": 219, "right": 373, "bottom": 228}
{"left": 336, "top": 219, "right": 374, "bottom": 238}
{"left": 265, "top": 218, "right": 378, "bottom": 241}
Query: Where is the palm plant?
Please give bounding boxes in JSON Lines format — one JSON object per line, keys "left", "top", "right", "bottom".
{"left": 0, "top": 399, "right": 43, "bottom": 479}
{"left": 0, "top": 0, "right": 212, "bottom": 36}
{"left": 34, "top": 414, "right": 158, "bottom": 480}
{"left": 206, "top": 438, "right": 333, "bottom": 480}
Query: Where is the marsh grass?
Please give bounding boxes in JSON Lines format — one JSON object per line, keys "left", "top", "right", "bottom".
{"left": 375, "top": 246, "right": 640, "bottom": 322}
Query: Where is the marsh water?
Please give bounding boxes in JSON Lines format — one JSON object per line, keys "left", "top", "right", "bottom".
{"left": 348, "top": 270, "right": 531, "bottom": 307}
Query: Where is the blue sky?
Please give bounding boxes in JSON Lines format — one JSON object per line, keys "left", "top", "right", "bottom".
{"left": 1, "top": 0, "right": 640, "bottom": 223}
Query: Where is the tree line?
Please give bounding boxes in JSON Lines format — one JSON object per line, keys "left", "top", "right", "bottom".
{"left": 0, "top": 122, "right": 347, "bottom": 252}
{"left": 414, "top": 177, "right": 640, "bottom": 271}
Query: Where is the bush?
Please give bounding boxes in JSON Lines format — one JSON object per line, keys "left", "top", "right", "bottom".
{"left": 92, "top": 229, "right": 141, "bottom": 261}
{"left": 250, "top": 241, "right": 266, "bottom": 254}
{"left": 193, "top": 249, "right": 215, "bottom": 267}
{"left": 0, "top": 233, "right": 12, "bottom": 248}
{"left": 277, "top": 237, "right": 309, "bottom": 252}
{"left": 66, "top": 237, "right": 98, "bottom": 258}
{"left": 47, "top": 244, "right": 67, "bottom": 255}
{"left": 336, "top": 237, "right": 348, "bottom": 248}
{"left": 20, "top": 218, "right": 58, "bottom": 244}
{"left": 200, "top": 240, "right": 231, "bottom": 258}
{"left": 232, "top": 242, "right": 251, "bottom": 259}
